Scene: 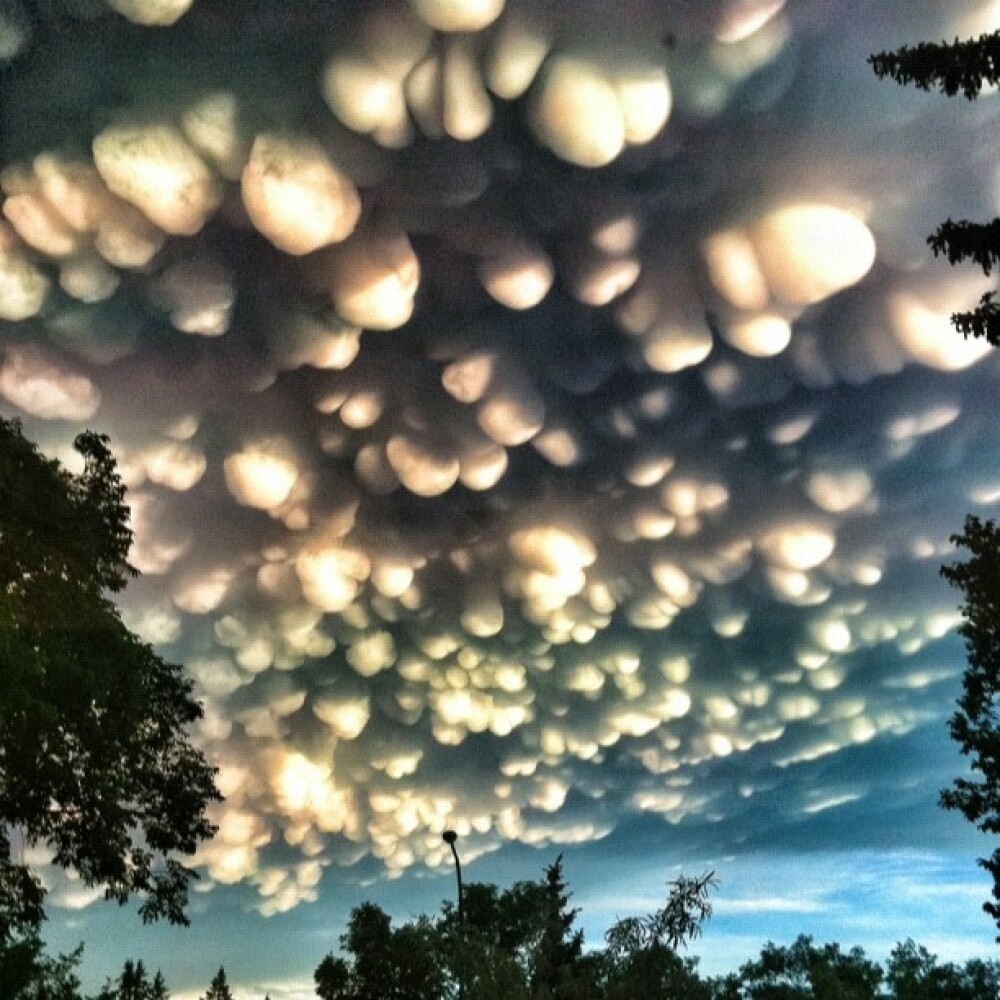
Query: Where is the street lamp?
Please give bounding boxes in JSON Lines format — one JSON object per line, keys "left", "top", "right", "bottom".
{"left": 443, "top": 829, "right": 465, "bottom": 999}
{"left": 442, "top": 829, "right": 463, "bottom": 926}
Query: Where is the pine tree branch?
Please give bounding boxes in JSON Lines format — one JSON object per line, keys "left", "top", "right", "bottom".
{"left": 928, "top": 218, "right": 1000, "bottom": 275}
{"left": 869, "top": 31, "right": 1000, "bottom": 99}
{"left": 952, "top": 292, "right": 1000, "bottom": 347}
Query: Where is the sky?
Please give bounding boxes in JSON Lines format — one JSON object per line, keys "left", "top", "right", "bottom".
{"left": 1, "top": 0, "right": 998, "bottom": 996}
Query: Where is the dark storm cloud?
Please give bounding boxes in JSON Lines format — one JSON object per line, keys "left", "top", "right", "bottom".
{"left": 0, "top": 0, "right": 997, "bottom": 922}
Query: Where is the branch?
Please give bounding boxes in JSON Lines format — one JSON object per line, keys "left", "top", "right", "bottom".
{"left": 869, "top": 31, "right": 1000, "bottom": 99}
{"left": 952, "top": 292, "right": 999, "bottom": 347}
{"left": 928, "top": 219, "right": 1000, "bottom": 276}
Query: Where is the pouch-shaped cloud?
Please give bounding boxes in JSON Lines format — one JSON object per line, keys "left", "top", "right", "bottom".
{"left": 151, "top": 253, "right": 235, "bottom": 335}
{"left": 93, "top": 124, "right": 222, "bottom": 236}
{"left": 0, "top": 346, "right": 99, "bottom": 420}
{"left": 322, "top": 230, "right": 420, "bottom": 329}
{"left": 758, "top": 522, "right": 836, "bottom": 571}
{"left": 313, "top": 692, "right": 370, "bottom": 739}
{"left": 106, "top": 0, "right": 194, "bottom": 26}
{"left": 478, "top": 241, "right": 555, "bottom": 310}
{"left": 322, "top": 54, "right": 412, "bottom": 146}
{"left": 385, "top": 434, "right": 461, "bottom": 496}
{"left": 296, "top": 545, "right": 369, "bottom": 613}
{"left": 752, "top": 204, "right": 876, "bottom": 306}
{"left": 0, "top": 0, "right": 996, "bottom": 927}
{"left": 0, "top": 241, "right": 49, "bottom": 320}
{"left": 410, "top": 0, "right": 505, "bottom": 33}
{"left": 716, "top": 0, "right": 787, "bottom": 44}
{"left": 484, "top": 14, "right": 550, "bottom": 99}
{"left": 242, "top": 134, "right": 361, "bottom": 256}
{"left": 529, "top": 57, "right": 627, "bottom": 167}
{"left": 224, "top": 443, "right": 300, "bottom": 511}
{"left": 890, "top": 280, "right": 995, "bottom": 370}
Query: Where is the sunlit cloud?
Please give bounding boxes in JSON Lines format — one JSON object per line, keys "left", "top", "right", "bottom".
{"left": 0, "top": 0, "right": 995, "bottom": 947}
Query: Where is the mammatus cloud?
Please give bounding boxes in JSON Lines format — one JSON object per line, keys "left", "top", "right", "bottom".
{"left": 0, "top": 0, "right": 997, "bottom": 920}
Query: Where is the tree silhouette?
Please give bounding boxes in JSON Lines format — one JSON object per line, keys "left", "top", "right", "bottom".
{"left": 201, "top": 967, "right": 233, "bottom": 1000}
{"left": 871, "top": 27, "right": 1000, "bottom": 937}
{"left": 0, "top": 419, "right": 220, "bottom": 939}
{"left": 0, "top": 931, "right": 82, "bottom": 1000}
{"left": 314, "top": 952, "right": 350, "bottom": 1000}
{"left": 150, "top": 970, "right": 170, "bottom": 1000}
{"left": 884, "top": 939, "right": 1000, "bottom": 1000}
{"left": 940, "top": 517, "right": 1000, "bottom": 934}
{"left": 315, "top": 855, "right": 719, "bottom": 999}
{"left": 316, "top": 902, "right": 446, "bottom": 999}
{"left": 96, "top": 958, "right": 172, "bottom": 999}
{"left": 528, "top": 855, "right": 585, "bottom": 998}
{"left": 737, "top": 935, "right": 883, "bottom": 999}
{"left": 870, "top": 30, "right": 999, "bottom": 345}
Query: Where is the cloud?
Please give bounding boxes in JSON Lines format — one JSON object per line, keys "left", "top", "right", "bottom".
{"left": 0, "top": 0, "right": 996, "bottom": 926}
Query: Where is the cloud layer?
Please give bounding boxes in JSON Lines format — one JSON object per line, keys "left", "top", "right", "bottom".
{"left": 1, "top": 0, "right": 998, "bottom": 923}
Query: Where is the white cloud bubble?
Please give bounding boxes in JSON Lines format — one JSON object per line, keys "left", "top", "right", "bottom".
{"left": 0, "top": 346, "right": 99, "bottom": 420}
{"left": 242, "top": 134, "right": 361, "bottom": 255}
{"left": 0, "top": 0, "right": 995, "bottom": 927}
{"left": 93, "top": 123, "right": 222, "bottom": 235}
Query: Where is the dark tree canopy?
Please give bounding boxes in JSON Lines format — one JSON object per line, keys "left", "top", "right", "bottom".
{"left": 96, "top": 957, "right": 171, "bottom": 999}
{"left": 869, "top": 31, "right": 1000, "bottom": 99}
{"left": 315, "top": 856, "right": 717, "bottom": 999}
{"left": 887, "top": 939, "right": 1000, "bottom": 1000}
{"left": 870, "top": 30, "right": 1000, "bottom": 347}
{"left": 0, "top": 930, "right": 82, "bottom": 1000}
{"left": 872, "top": 25, "right": 1000, "bottom": 936}
{"left": 316, "top": 901, "right": 446, "bottom": 1000}
{"left": 303, "top": 860, "right": 1000, "bottom": 999}
{"left": 940, "top": 516, "right": 1000, "bottom": 933}
{"left": 201, "top": 967, "right": 233, "bottom": 1000}
{"left": 736, "top": 935, "right": 883, "bottom": 1000}
{"left": 528, "top": 854, "right": 586, "bottom": 998}
{"left": 0, "top": 419, "right": 220, "bottom": 938}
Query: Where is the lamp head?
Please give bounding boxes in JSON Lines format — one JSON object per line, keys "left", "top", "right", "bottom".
{"left": 442, "top": 829, "right": 458, "bottom": 845}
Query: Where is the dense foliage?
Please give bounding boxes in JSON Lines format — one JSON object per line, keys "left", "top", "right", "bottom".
{"left": 94, "top": 958, "right": 169, "bottom": 1000}
{"left": 2, "top": 862, "right": 998, "bottom": 998}
{"left": 870, "top": 30, "right": 999, "bottom": 345}
{"left": 0, "top": 419, "right": 220, "bottom": 938}
{"left": 869, "top": 31, "right": 1000, "bottom": 99}
{"left": 201, "top": 967, "right": 234, "bottom": 1000}
{"left": 310, "top": 861, "right": 999, "bottom": 1000}
{"left": 313, "top": 856, "right": 711, "bottom": 1000}
{"left": 872, "top": 26, "right": 1000, "bottom": 935}
{"left": 941, "top": 517, "right": 1000, "bottom": 932}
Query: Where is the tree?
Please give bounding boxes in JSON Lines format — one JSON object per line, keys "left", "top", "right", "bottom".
{"left": 0, "top": 931, "right": 82, "bottom": 1000}
{"left": 871, "top": 28, "right": 1000, "bottom": 935}
{"left": 598, "top": 872, "right": 717, "bottom": 1000}
{"left": 316, "top": 902, "right": 447, "bottom": 1000}
{"left": 314, "top": 953, "right": 350, "bottom": 1000}
{"left": 528, "top": 855, "right": 593, "bottom": 999}
{"left": 201, "top": 967, "right": 233, "bottom": 1000}
{"left": 870, "top": 31, "right": 999, "bottom": 345}
{"left": 95, "top": 958, "right": 151, "bottom": 1000}
{"left": 600, "top": 947, "right": 710, "bottom": 1000}
{"left": 439, "top": 876, "right": 551, "bottom": 998}
{"left": 315, "top": 857, "right": 718, "bottom": 999}
{"left": 96, "top": 958, "right": 171, "bottom": 999}
{"left": 150, "top": 970, "right": 169, "bottom": 1000}
{"left": 939, "top": 516, "right": 1000, "bottom": 933}
{"left": 737, "top": 935, "right": 882, "bottom": 1000}
{"left": 149, "top": 969, "right": 170, "bottom": 1000}
{"left": 0, "top": 418, "right": 220, "bottom": 938}
{"left": 886, "top": 939, "right": 1000, "bottom": 1000}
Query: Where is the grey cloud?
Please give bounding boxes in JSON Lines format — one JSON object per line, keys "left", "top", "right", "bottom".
{"left": 0, "top": 0, "right": 997, "bottom": 920}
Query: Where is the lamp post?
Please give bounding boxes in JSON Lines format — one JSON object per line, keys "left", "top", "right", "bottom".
{"left": 443, "top": 829, "right": 464, "bottom": 999}
{"left": 442, "top": 829, "right": 463, "bottom": 925}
